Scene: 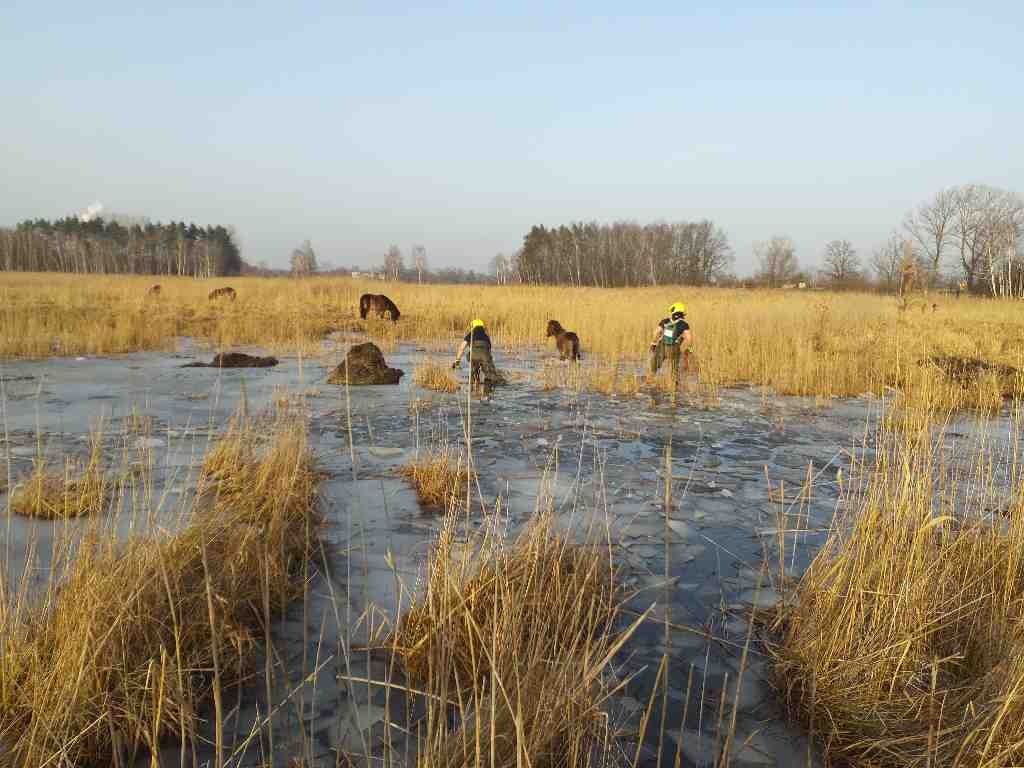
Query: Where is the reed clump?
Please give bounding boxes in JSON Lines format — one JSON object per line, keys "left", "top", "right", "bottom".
{"left": 393, "top": 510, "right": 635, "bottom": 768}
{"left": 770, "top": 409, "right": 1024, "bottom": 767}
{"left": 413, "top": 359, "right": 461, "bottom": 393}
{"left": 0, "top": 417, "right": 321, "bottom": 766}
{"left": 399, "top": 448, "right": 472, "bottom": 510}
{"left": 10, "top": 434, "right": 110, "bottom": 519}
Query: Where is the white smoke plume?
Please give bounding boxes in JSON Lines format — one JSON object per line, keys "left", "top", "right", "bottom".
{"left": 78, "top": 201, "right": 104, "bottom": 222}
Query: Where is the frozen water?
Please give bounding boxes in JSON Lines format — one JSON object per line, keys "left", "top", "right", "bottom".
{"left": 1, "top": 339, "right": 1018, "bottom": 767}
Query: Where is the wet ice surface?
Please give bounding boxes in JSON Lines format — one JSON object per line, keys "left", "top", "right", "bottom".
{"left": 0, "top": 341, "right": 1017, "bottom": 767}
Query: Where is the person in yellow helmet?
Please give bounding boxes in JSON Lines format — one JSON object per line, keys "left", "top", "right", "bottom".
{"left": 649, "top": 302, "right": 692, "bottom": 387}
{"left": 453, "top": 318, "right": 506, "bottom": 392}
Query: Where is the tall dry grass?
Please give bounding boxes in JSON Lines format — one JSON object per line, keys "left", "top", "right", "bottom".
{"left": 400, "top": 447, "right": 473, "bottom": 510}
{"left": 413, "top": 358, "right": 461, "bottom": 393}
{"left": 391, "top": 507, "right": 642, "bottom": 768}
{"left": 0, "top": 416, "right": 321, "bottom": 766}
{"left": 770, "top": 404, "right": 1024, "bottom": 766}
{"left": 3, "top": 272, "right": 1023, "bottom": 409}
{"left": 9, "top": 429, "right": 110, "bottom": 519}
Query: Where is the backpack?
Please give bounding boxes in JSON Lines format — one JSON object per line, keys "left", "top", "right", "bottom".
{"left": 662, "top": 319, "right": 686, "bottom": 346}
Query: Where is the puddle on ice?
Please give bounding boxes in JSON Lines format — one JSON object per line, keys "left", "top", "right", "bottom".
{"left": 1, "top": 341, "right": 1018, "bottom": 767}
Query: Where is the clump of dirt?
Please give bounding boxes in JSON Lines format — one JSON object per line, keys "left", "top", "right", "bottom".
{"left": 927, "top": 355, "right": 1018, "bottom": 386}
{"left": 327, "top": 342, "right": 404, "bottom": 385}
{"left": 183, "top": 352, "right": 279, "bottom": 368}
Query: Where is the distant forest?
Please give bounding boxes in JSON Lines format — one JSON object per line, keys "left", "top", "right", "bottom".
{"left": 0, "top": 218, "right": 242, "bottom": 276}
{"left": 510, "top": 220, "right": 732, "bottom": 287}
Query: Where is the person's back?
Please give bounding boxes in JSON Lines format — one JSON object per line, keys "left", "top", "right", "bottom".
{"left": 465, "top": 325, "right": 492, "bottom": 349}
{"left": 453, "top": 319, "right": 504, "bottom": 393}
{"left": 649, "top": 302, "right": 693, "bottom": 387}
{"left": 659, "top": 314, "right": 689, "bottom": 347}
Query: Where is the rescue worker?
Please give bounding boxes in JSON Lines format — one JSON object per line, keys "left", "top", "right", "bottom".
{"left": 453, "top": 319, "right": 506, "bottom": 392}
{"left": 650, "top": 302, "right": 692, "bottom": 387}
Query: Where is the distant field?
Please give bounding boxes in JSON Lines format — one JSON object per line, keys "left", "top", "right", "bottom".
{"left": 2, "top": 272, "right": 1023, "bottom": 409}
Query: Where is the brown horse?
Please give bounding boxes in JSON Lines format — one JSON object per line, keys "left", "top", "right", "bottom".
{"left": 147, "top": 284, "right": 162, "bottom": 297}
{"left": 546, "top": 320, "right": 581, "bottom": 362}
{"left": 208, "top": 287, "right": 237, "bottom": 301}
{"left": 359, "top": 293, "right": 401, "bottom": 322}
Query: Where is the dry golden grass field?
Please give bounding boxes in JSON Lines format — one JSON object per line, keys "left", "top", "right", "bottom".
{"left": 4, "top": 272, "right": 1024, "bottom": 767}
{"left": 2, "top": 272, "right": 1024, "bottom": 410}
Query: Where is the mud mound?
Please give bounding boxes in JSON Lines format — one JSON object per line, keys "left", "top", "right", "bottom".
{"left": 183, "top": 352, "right": 279, "bottom": 368}
{"left": 927, "top": 355, "right": 1018, "bottom": 386}
{"left": 327, "top": 342, "right": 404, "bottom": 385}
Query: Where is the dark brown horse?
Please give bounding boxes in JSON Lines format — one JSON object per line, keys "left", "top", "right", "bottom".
{"left": 208, "top": 287, "right": 237, "bottom": 301}
{"left": 359, "top": 293, "right": 401, "bottom": 322}
{"left": 546, "top": 320, "right": 581, "bottom": 362}
{"left": 147, "top": 284, "right": 162, "bottom": 297}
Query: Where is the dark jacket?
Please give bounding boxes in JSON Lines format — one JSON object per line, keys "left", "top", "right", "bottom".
{"left": 464, "top": 327, "right": 492, "bottom": 348}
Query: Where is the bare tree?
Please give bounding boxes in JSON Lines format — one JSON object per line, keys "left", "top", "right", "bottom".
{"left": 903, "top": 188, "right": 956, "bottom": 286}
{"left": 821, "top": 239, "right": 860, "bottom": 288}
{"left": 949, "top": 185, "right": 1023, "bottom": 292}
{"left": 870, "top": 233, "right": 904, "bottom": 292}
{"left": 754, "top": 236, "right": 799, "bottom": 287}
{"left": 411, "top": 244, "right": 427, "bottom": 284}
{"left": 489, "top": 253, "right": 509, "bottom": 284}
{"left": 383, "top": 244, "right": 403, "bottom": 281}
{"left": 290, "top": 239, "right": 317, "bottom": 277}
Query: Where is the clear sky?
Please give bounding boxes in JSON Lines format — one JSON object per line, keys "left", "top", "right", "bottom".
{"left": 2, "top": 1, "right": 1021, "bottom": 274}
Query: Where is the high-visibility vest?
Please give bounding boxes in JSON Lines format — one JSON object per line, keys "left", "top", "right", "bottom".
{"left": 662, "top": 319, "right": 686, "bottom": 346}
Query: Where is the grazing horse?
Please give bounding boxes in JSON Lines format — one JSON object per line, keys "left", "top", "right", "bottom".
{"left": 359, "top": 293, "right": 401, "bottom": 322}
{"left": 147, "top": 284, "right": 162, "bottom": 297}
{"left": 208, "top": 287, "right": 237, "bottom": 301}
{"left": 545, "top": 320, "right": 581, "bottom": 362}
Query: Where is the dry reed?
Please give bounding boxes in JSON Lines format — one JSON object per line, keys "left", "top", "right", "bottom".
{"left": 399, "top": 448, "right": 473, "bottom": 510}
{"left": 0, "top": 417, "right": 321, "bottom": 766}
{"left": 413, "top": 359, "right": 461, "bottom": 393}
{"left": 9, "top": 432, "right": 110, "bottom": 519}
{"left": 392, "top": 509, "right": 638, "bottom": 768}
{"left": 770, "top": 405, "right": 1024, "bottom": 766}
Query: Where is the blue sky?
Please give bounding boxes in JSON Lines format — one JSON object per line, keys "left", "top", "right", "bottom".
{"left": 2, "top": 1, "right": 1021, "bottom": 273}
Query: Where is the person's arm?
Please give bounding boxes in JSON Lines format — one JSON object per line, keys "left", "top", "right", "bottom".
{"left": 650, "top": 325, "right": 664, "bottom": 347}
{"left": 453, "top": 340, "right": 468, "bottom": 367}
{"left": 681, "top": 328, "right": 693, "bottom": 347}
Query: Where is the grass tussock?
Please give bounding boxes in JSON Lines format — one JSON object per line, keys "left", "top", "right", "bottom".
{"left": 392, "top": 510, "right": 635, "bottom": 768}
{"left": 770, "top": 410, "right": 1024, "bottom": 767}
{"left": 0, "top": 417, "right": 321, "bottom": 766}
{"left": 399, "top": 448, "right": 473, "bottom": 510}
{"left": 413, "top": 359, "right": 461, "bottom": 393}
{"left": 10, "top": 433, "right": 110, "bottom": 519}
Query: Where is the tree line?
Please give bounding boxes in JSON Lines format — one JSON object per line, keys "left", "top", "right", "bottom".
{"left": 0, "top": 217, "right": 242, "bottom": 276}
{"left": 507, "top": 220, "right": 733, "bottom": 287}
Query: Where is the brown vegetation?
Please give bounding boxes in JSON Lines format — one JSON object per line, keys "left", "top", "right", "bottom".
{"left": 770, "top": 409, "right": 1024, "bottom": 766}
{"left": 0, "top": 417, "right": 321, "bottom": 765}
{"left": 10, "top": 434, "right": 110, "bottom": 519}
{"left": 399, "top": 448, "right": 472, "bottom": 510}
{"left": 327, "top": 342, "right": 404, "bottom": 385}
{"left": 391, "top": 509, "right": 636, "bottom": 768}
{"left": 413, "top": 358, "right": 461, "bottom": 393}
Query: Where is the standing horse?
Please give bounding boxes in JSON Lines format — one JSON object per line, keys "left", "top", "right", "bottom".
{"left": 359, "top": 293, "right": 401, "bottom": 322}
{"left": 208, "top": 287, "right": 237, "bottom": 301}
{"left": 545, "top": 320, "right": 581, "bottom": 362}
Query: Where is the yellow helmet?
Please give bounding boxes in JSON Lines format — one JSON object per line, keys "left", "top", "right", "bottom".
{"left": 470, "top": 318, "right": 485, "bottom": 329}
{"left": 669, "top": 302, "right": 687, "bottom": 316}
